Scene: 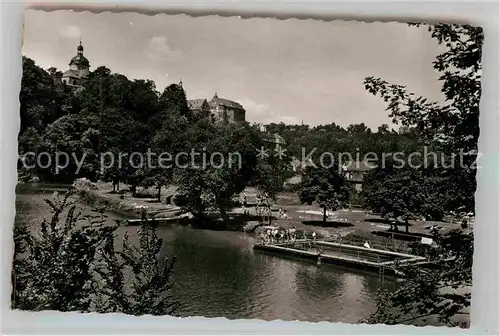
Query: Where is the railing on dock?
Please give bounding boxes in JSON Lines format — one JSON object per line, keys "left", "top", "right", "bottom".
{"left": 327, "top": 236, "right": 413, "bottom": 255}
{"left": 253, "top": 240, "right": 426, "bottom": 276}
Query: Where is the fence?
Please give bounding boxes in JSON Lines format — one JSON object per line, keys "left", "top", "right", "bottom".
{"left": 328, "top": 235, "right": 413, "bottom": 254}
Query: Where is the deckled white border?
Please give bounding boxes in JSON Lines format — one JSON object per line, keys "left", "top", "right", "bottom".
{"left": 1, "top": 1, "right": 498, "bottom": 335}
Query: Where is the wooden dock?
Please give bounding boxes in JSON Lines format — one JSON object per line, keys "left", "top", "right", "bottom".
{"left": 371, "top": 230, "right": 433, "bottom": 242}
{"left": 253, "top": 240, "right": 427, "bottom": 276}
{"left": 126, "top": 213, "right": 191, "bottom": 226}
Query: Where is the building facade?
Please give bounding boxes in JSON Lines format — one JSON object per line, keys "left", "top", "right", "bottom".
{"left": 61, "top": 41, "right": 90, "bottom": 88}
{"left": 187, "top": 93, "right": 246, "bottom": 124}
{"left": 263, "top": 133, "right": 286, "bottom": 152}
{"left": 341, "top": 160, "right": 376, "bottom": 192}
{"left": 187, "top": 99, "right": 211, "bottom": 118}
{"left": 209, "top": 93, "right": 246, "bottom": 124}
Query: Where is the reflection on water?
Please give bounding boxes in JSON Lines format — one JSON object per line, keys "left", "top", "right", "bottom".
{"left": 16, "top": 187, "right": 397, "bottom": 323}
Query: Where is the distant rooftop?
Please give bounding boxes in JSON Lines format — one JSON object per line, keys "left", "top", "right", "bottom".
{"left": 210, "top": 93, "right": 245, "bottom": 110}
{"left": 187, "top": 99, "right": 208, "bottom": 110}
{"left": 342, "top": 160, "right": 378, "bottom": 172}
{"left": 263, "top": 133, "right": 286, "bottom": 145}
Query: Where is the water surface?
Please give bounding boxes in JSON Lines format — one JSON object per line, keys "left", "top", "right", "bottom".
{"left": 124, "top": 224, "right": 396, "bottom": 323}
{"left": 16, "top": 185, "right": 397, "bottom": 323}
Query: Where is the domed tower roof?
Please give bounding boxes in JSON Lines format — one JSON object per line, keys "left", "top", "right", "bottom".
{"left": 70, "top": 54, "right": 90, "bottom": 67}
{"left": 69, "top": 41, "right": 90, "bottom": 67}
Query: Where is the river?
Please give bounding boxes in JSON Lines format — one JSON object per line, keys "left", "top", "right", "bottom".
{"left": 15, "top": 185, "right": 397, "bottom": 323}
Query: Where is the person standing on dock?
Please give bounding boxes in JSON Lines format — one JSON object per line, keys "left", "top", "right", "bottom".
{"left": 266, "top": 229, "right": 271, "bottom": 244}
{"left": 271, "top": 229, "right": 277, "bottom": 243}
{"left": 243, "top": 193, "right": 248, "bottom": 215}
{"left": 312, "top": 231, "right": 317, "bottom": 244}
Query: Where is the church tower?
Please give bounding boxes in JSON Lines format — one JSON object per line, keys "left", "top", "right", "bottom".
{"left": 62, "top": 41, "right": 91, "bottom": 88}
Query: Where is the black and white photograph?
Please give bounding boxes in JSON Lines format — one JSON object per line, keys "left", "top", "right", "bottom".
{"left": 12, "top": 7, "right": 482, "bottom": 329}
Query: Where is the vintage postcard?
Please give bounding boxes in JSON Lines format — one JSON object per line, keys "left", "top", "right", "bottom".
{"left": 13, "top": 8, "right": 481, "bottom": 329}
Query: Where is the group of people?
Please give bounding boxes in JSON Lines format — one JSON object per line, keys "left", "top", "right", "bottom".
{"left": 240, "top": 192, "right": 294, "bottom": 223}
{"left": 259, "top": 227, "right": 298, "bottom": 244}
{"left": 259, "top": 227, "right": 319, "bottom": 245}
{"left": 255, "top": 193, "right": 273, "bottom": 223}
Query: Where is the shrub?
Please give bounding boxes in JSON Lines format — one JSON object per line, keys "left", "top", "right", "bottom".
{"left": 12, "top": 189, "right": 179, "bottom": 315}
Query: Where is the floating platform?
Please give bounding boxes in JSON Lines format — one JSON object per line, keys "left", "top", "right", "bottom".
{"left": 126, "top": 213, "right": 191, "bottom": 226}
{"left": 371, "top": 230, "right": 433, "bottom": 242}
{"left": 253, "top": 240, "right": 426, "bottom": 276}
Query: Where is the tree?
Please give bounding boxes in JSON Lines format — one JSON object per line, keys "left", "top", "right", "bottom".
{"left": 347, "top": 123, "right": 371, "bottom": 135}
{"left": 159, "top": 83, "right": 194, "bottom": 122}
{"left": 174, "top": 121, "right": 260, "bottom": 228}
{"left": 33, "top": 115, "right": 101, "bottom": 183}
{"left": 95, "top": 221, "right": 179, "bottom": 316}
{"left": 19, "top": 57, "right": 73, "bottom": 134}
{"left": 363, "top": 23, "right": 482, "bottom": 214}
{"left": 76, "top": 67, "right": 167, "bottom": 188}
{"left": 140, "top": 82, "right": 196, "bottom": 202}
{"left": 298, "top": 166, "right": 351, "bottom": 223}
{"left": 12, "top": 191, "right": 116, "bottom": 311}
{"left": 361, "top": 22, "right": 481, "bottom": 327}
{"left": 364, "top": 229, "right": 472, "bottom": 327}
{"left": 252, "top": 158, "right": 289, "bottom": 202}
{"left": 12, "top": 190, "right": 179, "bottom": 315}
{"left": 362, "top": 163, "right": 447, "bottom": 232}
{"left": 377, "top": 124, "right": 390, "bottom": 134}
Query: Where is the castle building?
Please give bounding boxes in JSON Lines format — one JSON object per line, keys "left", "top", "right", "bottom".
{"left": 61, "top": 41, "right": 90, "bottom": 88}
{"left": 208, "top": 93, "right": 246, "bottom": 124}
{"left": 187, "top": 99, "right": 211, "bottom": 118}
{"left": 187, "top": 93, "right": 246, "bottom": 124}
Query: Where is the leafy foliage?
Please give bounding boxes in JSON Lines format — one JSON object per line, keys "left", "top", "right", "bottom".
{"left": 174, "top": 121, "right": 261, "bottom": 227}
{"left": 252, "top": 155, "right": 291, "bottom": 201}
{"left": 362, "top": 162, "right": 448, "bottom": 224}
{"left": 364, "top": 230, "right": 472, "bottom": 327}
{"left": 363, "top": 23, "right": 482, "bottom": 214}
{"left": 95, "top": 222, "right": 179, "bottom": 316}
{"left": 12, "top": 191, "right": 179, "bottom": 316}
{"left": 12, "top": 190, "right": 116, "bottom": 311}
{"left": 19, "top": 57, "right": 73, "bottom": 135}
{"left": 298, "top": 165, "right": 351, "bottom": 222}
{"left": 361, "top": 22, "right": 481, "bottom": 327}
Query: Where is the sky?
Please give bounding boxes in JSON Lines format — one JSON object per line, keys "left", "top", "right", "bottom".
{"left": 22, "top": 9, "right": 445, "bottom": 129}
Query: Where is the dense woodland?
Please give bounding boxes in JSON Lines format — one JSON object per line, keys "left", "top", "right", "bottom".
{"left": 15, "top": 23, "right": 481, "bottom": 326}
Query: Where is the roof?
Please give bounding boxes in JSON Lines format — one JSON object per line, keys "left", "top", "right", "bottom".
{"left": 342, "top": 160, "right": 377, "bottom": 172}
{"left": 188, "top": 99, "right": 209, "bottom": 110}
{"left": 263, "top": 133, "right": 286, "bottom": 145}
{"left": 285, "top": 175, "right": 302, "bottom": 185}
{"left": 210, "top": 94, "right": 245, "bottom": 110}
{"left": 62, "top": 69, "right": 80, "bottom": 78}
{"left": 273, "top": 134, "right": 286, "bottom": 144}
{"left": 70, "top": 54, "right": 90, "bottom": 67}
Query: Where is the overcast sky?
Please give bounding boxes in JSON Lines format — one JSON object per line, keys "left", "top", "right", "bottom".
{"left": 22, "top": 9, "right": 445, "bottom": 129}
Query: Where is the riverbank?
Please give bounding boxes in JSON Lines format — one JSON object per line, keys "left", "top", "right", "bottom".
{"left": 16, "top": 182, "right": 464, "bottom": 254}
{"left": 14, "top": 186, "right": 399, "bottom": 324}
